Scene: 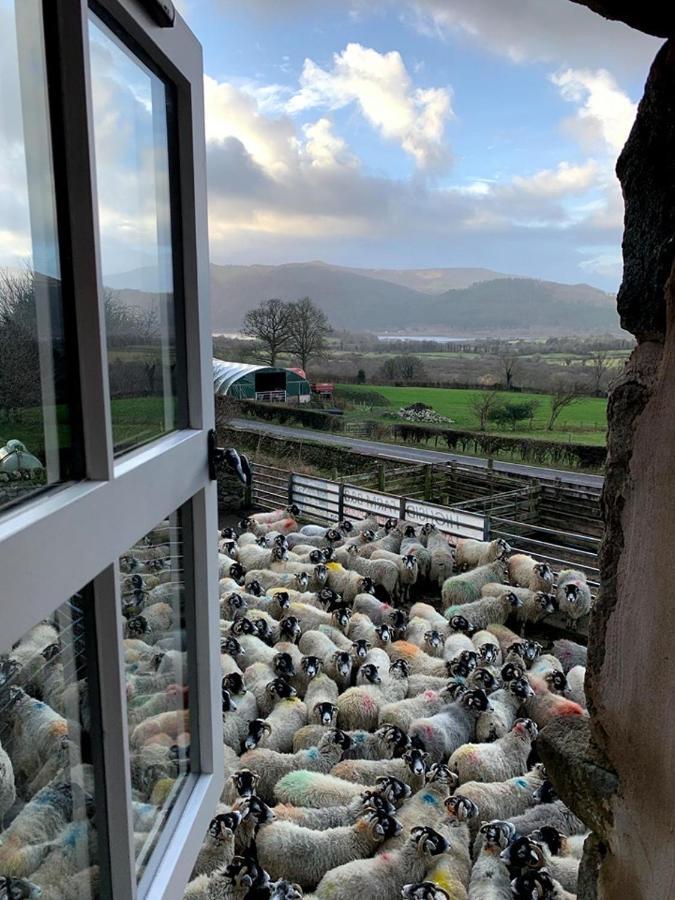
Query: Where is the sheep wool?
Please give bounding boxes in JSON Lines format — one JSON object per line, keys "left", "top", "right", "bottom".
{"left": 441, "top": 561, "right": 508, "bottom": 608}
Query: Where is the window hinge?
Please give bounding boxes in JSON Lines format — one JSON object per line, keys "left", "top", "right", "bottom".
{"left": 208, "top": 429, "right": 225, "bottom": 481}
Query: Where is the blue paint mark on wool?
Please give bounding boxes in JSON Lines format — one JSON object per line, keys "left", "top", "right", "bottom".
{"left": 515, "top": 778, "right": 528, "bottom": 787}
{"left": 354, "top": 733, "right": 366, "bottom": 744}
{"left": 307, "top": 748, "right": 319, "bottom": 760}
{"left": 421, "top": 793, "right": 438, "bottom": 805}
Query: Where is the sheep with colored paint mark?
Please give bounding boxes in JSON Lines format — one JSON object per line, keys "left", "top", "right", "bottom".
{"left": 441, "top": 561, "right": 509, "bottom": 608}
{"left": 448, "top": 719, "right": 539, "bottom": 784}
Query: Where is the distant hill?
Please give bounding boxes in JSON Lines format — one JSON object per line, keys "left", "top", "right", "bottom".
{"left": 103, "top": 260, "right": 622, "bottom": 336}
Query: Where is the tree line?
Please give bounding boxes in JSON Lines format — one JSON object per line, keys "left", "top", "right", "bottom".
{"left": 241, "top": 297, "right": 331, "bottom": 373}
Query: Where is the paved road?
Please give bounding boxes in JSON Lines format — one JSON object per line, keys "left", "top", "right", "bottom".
{"left": 230, "top": 418, "right": 604, "bottom": 489}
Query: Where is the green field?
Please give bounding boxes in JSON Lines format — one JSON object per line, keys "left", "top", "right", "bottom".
{"left": 336, "top": 383, "right": 607, "bottom": 446}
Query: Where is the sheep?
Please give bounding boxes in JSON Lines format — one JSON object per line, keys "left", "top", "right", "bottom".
{"left": 286, "top": 602, "right": 350, "bottom": 635}
{"left": 334, "top": 549, "right": 400, "bottom": 600}
{"left": 500, "top": 834, "right": 579, "bottom": 895}
{"left": 190, "top": 810, "right": 242, "bottom": 879}
{"left": 404, "top": 618, "right": 445, "bottom": 656}
{"left": 552, "top": 639, "right": 587, "bottom": 674}
{"left": 441, "top": 561, "right": 508, "bottom": 607}
{"left": 4, "top": 688, "right": 70, "bottom": 788}
{"left": 26, "top": 818, "right": 98, "bottom": 898}
{"left": 379, "top": 685, "right": 456, "bottom": 732}
{"left": 444, "top": 591, "right": 523, "bottom": 632}
{"left": 243, "top": 693, "right": 308, "bottom": 754}
{"left": 456, "top": 765, "right": 547, "bottom": 831}
{"left": 523, "top": 676, "right": 585, "bottom": 729}
{"left": 0, "top": 739, "right": 16, "bottom": 825}
{"left": 449, "top": 719, "right": 538, "bottom": 784}
{"left": 377, "top": 763, "right": 459, "bottom": 852}
{"left": 474, "top": 675, "right": 533, "bottom": 743}
{"left": 502, "top": 801, "right": 587, "bottom": 841}
{"left": 425, "top": 795, "right": 479, "bottom": 900}
{"left": 272, "top": 787, "right": 395, "bottom": 831}
{"left": 273, "top": 770, "right": 410, "bottom": 810}
{"left": 507, "top": 555, "right": 553, "bottom": 592}
{"left": 276, "top": 563, "right": 328, "bottom": 593}
{"left": 401, "top": 526, "right": 432, "bottom": 580}
{"left": 509, "top": 870, "right": 577, "bottom": 900}
{"left": 408, "top": 689, "right": 490, "bottom": 763}
{"left": 455, "top": 538, "right": 510, "bottom": 571}
{"left": 471, "top": 629, "right": 502, "bottom": 665}
{"left": 255, "top": 809, "right": 401, "bottom": 889}
{"left": 303, "top": 673, "right": 339, "bottom": 725}
{"left": 371, "top": 551, "right": 419, "bottom": 601}
{"left": 383, "top": 641, "right": 448, "bottom": 678}
{"left": 244, "top": 570, "right": 310, "bottom": 595}
{"left": 556, "top": 569, "right": 593, "bottom": 625}
{"left": 347, "top": 613, "right": 395, "bottom": 649}
{"left": 293, "top": 724, "right": 407, "bottom": 760}
{"left": 565, "top": 666, "right": 587, "bottom": 710}
{"left": 331, "top": 747, "right": 427, "bottom": 792}
{"left": 468, "top": 826, "right": 513, "bottom": 900}
{"left": 423, "top": 527, "right": 455, "bottom": 587}
{"left": 313, "top": 825, "right": 448, "bottom": 900}
{"left": 238, "top": 730, "right": 350, "bottom": 803}
{"left": 529, "top": 653, "right": 565, "bottom": 683}
{"left": 401, "top": 883, "right": 450, "bottom": 900}
{"left": 0, "top": 877, "right": 43, "bottom": 899}
{"left": 335, "top": 665, "right": 387, "bottom": 732}
{"left": 531, "top": 826, "right": 588, "bottom": 861}
{"left": 408, "top": 602, "right": 450, "bottom": 635}
{"left": 184, "top": 856, "right": 270, "bottom": 900}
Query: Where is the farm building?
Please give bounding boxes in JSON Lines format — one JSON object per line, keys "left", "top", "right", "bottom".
{"left": 213, "top": 358, "right": 311, "bottom": 403}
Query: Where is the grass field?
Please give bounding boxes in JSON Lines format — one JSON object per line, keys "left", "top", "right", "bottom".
{"left": 336, "top": 383, "right": 607, "bottom": 446}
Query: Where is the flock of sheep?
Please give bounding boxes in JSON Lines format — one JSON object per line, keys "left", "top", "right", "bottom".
{"left": 186, "top": 505, "right": 592, "bottom": 899}
{"left": 0, "top": 502, "right": 594, "bottom": 900}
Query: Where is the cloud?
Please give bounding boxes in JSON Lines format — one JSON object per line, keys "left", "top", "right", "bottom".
{"left": 551, "top": 68, "right": 637, "bottom": 155}
{"left": 286, "top": 43, "right": 454, "bottom": 169}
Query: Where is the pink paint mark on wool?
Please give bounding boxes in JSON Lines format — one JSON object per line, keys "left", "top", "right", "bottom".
{"left": 423, "top": 691, "right": 436, "bottom": 700}
{"left": 379, "top": 852, "right": 392, "bottom": 862}
{"left": 362, "top": 695, "right": 376, "bottom": 711}
{"left": 423, "top": 724, "right": 434, "bottom": 736}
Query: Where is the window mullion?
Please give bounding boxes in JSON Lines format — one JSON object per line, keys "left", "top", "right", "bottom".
{"left": 45, "top": 0, "right": 114, "bottom": 482}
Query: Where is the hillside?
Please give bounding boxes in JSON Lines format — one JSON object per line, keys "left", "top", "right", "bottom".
{"left": 101, "top": 260, "right": 622, "bottom": 336}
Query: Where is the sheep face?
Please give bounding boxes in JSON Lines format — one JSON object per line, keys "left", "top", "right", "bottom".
{"left": 479, "top": 643, "right": 499, "bottom": 665}
{"left": 331, "top": 608, "right": 352, "bottom": 631}
{"left": 271, "top": 547, "right": 288, "bottom": 563}
{"left": 410, "top": 826, "right": 448, "bottom": 857}
{"left": 247, "top": 579, "right": 263, "bottom": 597}
{"left": 230, "top": 769, "right": 259, "bottom": 798}
{"left": 314, "top": 564, "right": 329, "bottom": 586}
{"left": 513, "top": 718, "right": 539, "bottom": 741}
{"left": 545, "top": 670, "right": 568, "bottom": 694}
{"left": 273, "top": 652, "right": 296, "bottom": 679}
{"left": 448, "top": 650, "right": 479, "bottom": 679}
{"left": 244, "top": 719, "right": 272, "bottom": 750}
{"left": 351, "top": 640, "right": 371, "bottom": 659}
{"left": 449, "top": 615, "right": 474, "bottom": 635}
{"left": 521, "top": 640, "right": 543, "bottom": 662}
{"left": 274, "top": 591, "right": 291, "bottom": 609}
{"left": 501, "top": 662, "right": 526, "bottom": 684}
{"left": 339, "top": 520, "right": 353, "bottom": 534}
{"left": 425, "top": 764, "right": 459, "bottom": 792}
{"left": 295, "top": 573, "right": 310, "bottom": 591}
{"left": 469, "top": 666, "right": 498, "bottom": 693}
{"left": 363, "top": 809, "right": 402, "bottom": 842}
{"left": 208, "top": 810, "right": 242, "bottom": 842}
{"left": 333, "top": 651, "right": 352, "bottom": 679}
{"left": 460, "top": 688, "right": 490, "bottom": 712}
{"left": 384, "top": 518, "right": 398, "bottom": 533}
{"left": 318, "top": 587, "right": 339, "bottom": 606}
{"left": 403, "top": 748, "right": 427, "bottom": 777}
{"left": 479, "top": 820, "right": 517, "bottom": 850}
{"left": 510, "top": 871, "right": 558, "bottom": 899}
{"left": 223, "top": 673, "right": 245, "bottom": 696}
{"left": 402, "top": 883, "right": 450, "bottom": 900}
{"left": 269, "top": 881, "right": 303, "bottom": 900}
{"left": 221, "top": 527, "right": 238, "bottom": 540}
{"left": 126, "top": 615, "right": 150, "bottom": 638}
{"left": 326, "top": 528, "right": 342, "bottom": 543}
{"left": 0, "top": 876, "right": 43, "bottom": 899}
{"left": 537, "top": 592, "right": 558, "bottom": 615}
{"left": 375, "top": 624, "right": 394, "bottom": 644}
{"left": 534, "top": 563, "right": 553, "bottom": 586}
{"left": 377, "top": 724, "right": 410, "bottom": 756}
{"left": 500, "top": 835, "right": 546, "bottom": 871}
{"left": 389, "top": 659, "right": 410, "bottom": 679}
{"left": 222, "top": 857, "right": 267, "bottom": 894}
{"left": 314, "top": 702, "right": 338, "bottom": 726}
{"left": 222, "top": 689, "right": 237, "bottom": 712}
{"left": 496, "top": 538, "right": 511, "bottom": 558}
{"left": 287, "top": 504, "right": 301, "bottom": 517}
{"left": 308, "top": 550, "right": 323, "bottom": 565}
{"left": 444, "top": 794, "right": 479, "bottom": 822}
{"left": 359, "top": 577, "right": 376, "bottom": 595}
{"left": 226, "top": 592, "right": 245, "bottom": 611}
{"left": 280, "top": 617, "right": 302, "bottom": 644}
{"left": 424, "top": 630, "right": 442, "bottom": 651}
{"left": 506, "top": 591, "right": 523, "bottom": 609}
{"left": 358, "top": 663, "right": 381, "bottom": 685}
{"left": 221, "top": 636, "right": 243, "bottom": 658}
{"left": 301, "top": 656, "right": 322, "bottom": 679}
{"left": 530, "top": 826, "right": 564, "bottom": 856}
{"left": 374, "top": 775, "right": 411, "bottom": 806}
{"left": 254, "top": 619, "right": 274, "bottom": 644}
{"left": 231, "top": 617, "right": 255, "bottom": 636}
{"left": 510, "top": 677, "right": 535, "bottom": 701}
{"left": 229, "top": 563, "right": 246, "bottom": 582}
{"left": 266, "top": 678, "right": 297, "bottom": 701}
{"left": 533, "top": 780, "right": 558, "bottom": 804}
{"left": 403, "top": 525, "right": 416, "bottom": 538}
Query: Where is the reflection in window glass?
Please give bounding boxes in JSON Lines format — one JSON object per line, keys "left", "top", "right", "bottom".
{"left": 120, "top": 510, "right": 190, "bottom": 881}
{"left": 0, "top": 593, "right": 99, "bottom": 898}
{"left": 89, "top": 15, "right": 179, "bottom": 456}
{"left": 0, "top": 0, "right": 79, "bottom": 510}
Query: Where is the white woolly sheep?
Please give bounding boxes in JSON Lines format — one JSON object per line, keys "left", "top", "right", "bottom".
{"left": 441, "top": 561, "right": 508, "bottom": 607}
{"left": 457, "top": 765, "right": 547, "bottom": 832}
{"left": 408, "top": 602, "right": 450, "bottom": 635}
{"left": 379, "top": 686, "right": 456, "bottom": 732}
{"left": 444, "top": 591, "right": 523, "bottom": 631}
{"left": 507, "top": 554, "right": 554, "bottom": 592}
{"left": 331, "top": 747, "right": 427, "bottom": 792}
{"left": 523, "top": 676, "right": 585, "bottom": 729}
{"left": 509, "top": 870, "right": 577, "bottom": 900}
{"left": 468, "top": 828, "right": 512, "bottom": 900}
{"left": 552, "top": 639, "right": 587, "bottom": 674}
{"left": 249, "top": 697, "right": 308, "bottom": 753}
{"left": 371, "top": 550, "right": 419, "bottom": 601}
{"left": 408, "top": 689, "right": 490, "bottom": 763}
{"left": 565, "top": 666, "right": 587, "bottom": 710}
{"left": 448, "top": 719, "right": 538, "bottom": 784}
{"left": 425, "top": 528, "right": 455, "bottom": 587}
{"left": 425, "top": 795, "right": 479, "bottom": 900}
{"left": 256, "top": 809, "right": 401, "bottom": 889}
{"left": 0, "top": 738, "right": 16, "bottom": 825}
{"left": 556, "top": 569, "right": 593, "bottom": 625}
{"left": 377, "top": 763, "right": 459, "bottom": 853}
{"left": 500, "top": 833, "right": 579, "bottom": 894}
{"left": 455, "top": 538, "right": 510, "bottom": 571}
{"left": 313, "top": 825, "right": 448, "bottom": 900}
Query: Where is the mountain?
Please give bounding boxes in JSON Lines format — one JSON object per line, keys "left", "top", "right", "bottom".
{"left": 103, "top": 260, "right": 622, "bottom": 336}
{"left": 208, "top": 261, "right": 621, "bottom": 336}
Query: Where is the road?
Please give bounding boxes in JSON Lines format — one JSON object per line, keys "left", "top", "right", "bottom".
{"left": 230, "top": 419, "right": 604, "bottom": 489}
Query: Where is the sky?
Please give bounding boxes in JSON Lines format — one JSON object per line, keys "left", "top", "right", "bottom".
{"left": 175, "top": 0, "right": 663, "bottom": 291}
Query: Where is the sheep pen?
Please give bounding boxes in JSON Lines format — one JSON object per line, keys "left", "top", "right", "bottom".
{"left": 0, "top": 507, "right": 594, "bottom": 899}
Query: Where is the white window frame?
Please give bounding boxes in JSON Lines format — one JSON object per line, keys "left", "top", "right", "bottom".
{"left": 0, "top": 2, "right": 223, "bottom": 898}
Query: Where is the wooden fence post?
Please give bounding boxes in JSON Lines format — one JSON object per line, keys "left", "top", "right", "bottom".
{"left": 378, "top": 464, "right": 386, "bottom": 492}
{"left": 424, "top": 465, "right": 433, "bottom": 501}
{"left": 338, "top": 483, "right": 345, "bottom": 521}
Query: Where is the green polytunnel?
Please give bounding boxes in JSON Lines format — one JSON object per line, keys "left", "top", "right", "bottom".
{"left": 212, "top": 359, "right": 311, "bottom": 403}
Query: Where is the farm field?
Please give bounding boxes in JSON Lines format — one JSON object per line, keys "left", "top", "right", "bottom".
{"left": 335, "top": 383, "right": 608, "bottom": 446}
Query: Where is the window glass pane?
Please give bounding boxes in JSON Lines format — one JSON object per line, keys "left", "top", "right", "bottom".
{"left": 0, "top": 0, "right": 79, "bottom": 510}
{"left": 0, "top": 592, "right": 99, "bottom": 898}
{"left": 89, "top": 14, "right": 179, "bottom": 456}
{"left": 119, "top": 510, "right": 190, "bottom": 881}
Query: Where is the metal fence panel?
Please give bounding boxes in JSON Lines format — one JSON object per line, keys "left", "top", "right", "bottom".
{"left": 405, "top": 499, "right": 485, "bottom": 542}
{"left": 343, "top": 486, "right": 401, "bottom": 523}
{"left": 291, "top": 474, "right": 341, "bottom": 522}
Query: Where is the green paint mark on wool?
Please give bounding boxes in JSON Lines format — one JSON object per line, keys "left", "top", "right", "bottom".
{"left": 307, "top": 748, "right": 319, "bottom": 760}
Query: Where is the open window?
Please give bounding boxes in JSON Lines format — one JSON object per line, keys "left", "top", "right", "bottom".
{"left": 0, "top": 1, "right": 221, "bottom": 897}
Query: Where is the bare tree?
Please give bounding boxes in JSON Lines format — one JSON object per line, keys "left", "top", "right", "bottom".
{"left": 0, "top": 267, "right": 41, "bottom": 421}
{"left": 242, "top": 298, "right": 293, "bottom": 366}
{"left": 379, "top": 354, "right": 427, "bottom": 382}
{"left": 287, "top": 297, "right": 332, "bottom": 374}
{"left": 469, "top": 387, "right": 501, "bottom": 431}
{"left": 547, "top": 381, "right": 583, "bottom": 431}
{"left": 498, "top": 349, "right": 520, "bottom": 390}
{"left": 586, "top": 351, "right": 611, "bottom": 395}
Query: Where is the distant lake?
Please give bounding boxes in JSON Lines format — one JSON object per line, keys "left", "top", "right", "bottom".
{"left": 377, "top": 335, "right": 475, "bottom": 343}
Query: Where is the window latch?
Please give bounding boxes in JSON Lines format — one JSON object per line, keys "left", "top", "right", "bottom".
{"left": 208, "top": 429, "right": 225, "bottom": 481}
